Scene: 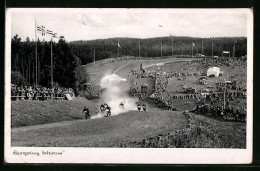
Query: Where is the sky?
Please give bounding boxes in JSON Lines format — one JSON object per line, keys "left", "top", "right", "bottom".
{"left": 9, "top": 8, "right": 250, "bottom": 42}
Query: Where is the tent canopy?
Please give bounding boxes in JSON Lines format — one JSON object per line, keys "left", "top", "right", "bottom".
{"left": 207, "top": 67, "right": 220, "bottom": 77}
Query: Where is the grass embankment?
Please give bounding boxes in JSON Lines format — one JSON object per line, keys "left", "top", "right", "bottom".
{"left": 11, "top": 111, "right": 187, "bottom": 147}
{"left": 11, "top": 97, "right": 98, "bottom": 127}
{"left": 127, "top": 112, "right": 246, "bottom": 148}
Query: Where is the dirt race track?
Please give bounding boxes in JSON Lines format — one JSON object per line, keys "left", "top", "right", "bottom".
{"left": 12, "top": 110, "right": 187, "bottom": 147}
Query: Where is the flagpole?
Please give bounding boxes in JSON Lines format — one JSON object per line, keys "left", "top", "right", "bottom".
{"left": 161, "top": 39, "right": 162, "bottom": 57}
{"left": 191, "top": 43, "right": 193, "bottom": 58}
{"left": 35, "top": 19, "right": 38, "bottom": 85}
{"left": 94, "top": 48, "right": 96, "bottom": 64}
{"left": 117, "top": 42, "right": 119, "bottom": 58}
{"left": 202, "top": 41, "right": 204, "bottom": 55}
{"left": 233, "top": 41, "right": 236, "bottom": 57}
{"left": 28, "top": 57, "right": 30, "bottom": 85}
{"left": 51, "top": 38, "right": 53, "bottom": 89}
{"left": 22, "top": 59, "right": 24, "bottom": 78}
{"left": 171, "top": 37, "right": 173, "bottom": 57}
{"left": 139, "top": 41, "right": 140, "bottom": 57}
{"left": 211, "top": 41, "right": 214, "bottom": 58}
{"left": 182, "top": 44, "right": 183, "bottom": 56}
{"left": 38, "top": 53, "right": 40, "bottom": 84}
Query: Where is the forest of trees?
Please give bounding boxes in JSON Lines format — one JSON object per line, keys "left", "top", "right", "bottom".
{"left": 11, "top": 34, "right": 247, "bottom": 91}
{"left": 11, "top": 34, "right": 83, "bottom": 90}
{"left": 69, "top": 36, "right": 247, "bottom": 65}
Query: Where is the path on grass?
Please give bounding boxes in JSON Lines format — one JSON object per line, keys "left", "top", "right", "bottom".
{"left": 12, "top": 110, "right": 187, "bottom": 147}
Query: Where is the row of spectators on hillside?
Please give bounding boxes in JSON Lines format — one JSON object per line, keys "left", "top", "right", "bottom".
{"left": 155, "top": 73, "right": 168, "bottom": 94}
{"left": 129, "top": 69, "right": 157, "bottom": 79}
{"left": 190, "top": 57, "right": 247, "bottom": 68}
{"left": 11, "top": 84, "right": 75, "bottom": 101}
{"left": 166, "top": 71, "right": 200, "bottom": 78}
{"left": 96, "top": 56, "right": 188, "bottom": 67}
{"left": 217, "top": 81, "right": 246, "bottom": 92}
{"left": 192, "top": 103, "right": 246, "bottom": 121}
{"left": 169, "top": 89, "right": 246, "bottom": 101}
{"left": 153, "top": 94, "right": 246, "bottom": 122}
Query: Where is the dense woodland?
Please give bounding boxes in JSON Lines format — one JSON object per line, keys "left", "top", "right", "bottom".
{"left": 11, "top": 34, "right": 247, "bottom": 90}
{"left": 69, "top": 36, "right": 247, "bottom": 65}
{"left": 11, "top": 34, "right": 81, "bottom": 89}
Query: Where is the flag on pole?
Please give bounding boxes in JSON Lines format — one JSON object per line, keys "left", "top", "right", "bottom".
{"left": 192, "top": 42, "right": 195, "bottom": 46}
{"left": 36, "top": 25, "right": 46, "bottom": 36}
{"left": 118, "top": 42, "right": 121, "bottom": 48}
{"left": 46, "top": 30, "right": 54, "bottom": 36}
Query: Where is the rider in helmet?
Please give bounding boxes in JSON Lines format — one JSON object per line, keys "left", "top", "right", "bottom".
{"left": 100, "top": 103, "right": 105, "bottom": 112}
{"left": 142, "top": 103, "right": 146, "bottom": 111}
{"left": 137, "top": 103, "right": 141, "bottom": 111}
{"left": 106, "top": 105, "right": 111, "bottom": 117}
{"left": 82, "top": 106, "right": 91, "bottom": 119}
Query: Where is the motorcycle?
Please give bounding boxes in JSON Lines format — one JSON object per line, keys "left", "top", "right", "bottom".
{"left": 83, "top": 111, "right": 91, "bottom": 119}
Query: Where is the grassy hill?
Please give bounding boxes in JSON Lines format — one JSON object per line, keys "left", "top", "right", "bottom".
{"left": 11, "top": 97, "right": 99, "bottom": 127}
{"left": 12, "top": 110, "right": 187, "bottom": 147}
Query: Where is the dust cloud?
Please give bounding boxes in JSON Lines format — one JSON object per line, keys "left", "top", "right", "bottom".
{"left": 93, "top": 74, "right": 138, "bottom": 118}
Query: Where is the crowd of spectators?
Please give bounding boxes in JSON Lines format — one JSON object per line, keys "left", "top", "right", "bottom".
{"left": 190, "top": 57, "right": 247, "bottom": 68}
{"left": 11, "top": 84, "right": 75, "bottom": 101}
{"left": 155, "top": 72, "right": 168, "bottom": 94}
{"left": 192, "top": 103, "right": 246, "bottom": 122}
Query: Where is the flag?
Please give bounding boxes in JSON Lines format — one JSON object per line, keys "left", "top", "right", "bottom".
{"left": 46, "top": 30, "right": 54, "bottom": 36}
{"left": 192, "top": 43, "right": 195, "bottom": 46}
{"left": 118, "top": 42, "right": 121, "bottom": 48}
{"left": 52, "top": 33, "right": 58, "bottom": 38}
{"left": 36, "top": 25, "right": 46, "bottom": 36}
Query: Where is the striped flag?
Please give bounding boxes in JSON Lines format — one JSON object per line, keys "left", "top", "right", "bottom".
{"left": 46, "top": 30, "right": 64, "bottom": 39}
{"left": 37, "top": 25, "right": 46, "bottom": 36}
{"left": 46, "top": 30, "right": 54, "bottom": 36}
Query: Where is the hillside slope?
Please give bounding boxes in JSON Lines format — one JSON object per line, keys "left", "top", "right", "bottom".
{"left": 11, "top": 97, "right": 98, "bottom": 127}
{"left": 12, "top": 110, "right": 187, "bottom": 147}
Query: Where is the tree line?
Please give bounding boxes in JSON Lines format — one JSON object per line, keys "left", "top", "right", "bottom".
{"left": 69, "top": 36, "right": 247, "bottom": 65}
{"left": 11, "top": 34, "right": 86, "bottom": 94}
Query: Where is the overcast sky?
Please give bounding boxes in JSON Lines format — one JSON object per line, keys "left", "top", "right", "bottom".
{"left": 9, "top": 8, "right": 249, "bottom": 42}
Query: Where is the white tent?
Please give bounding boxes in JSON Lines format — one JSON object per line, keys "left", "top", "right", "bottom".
{"left": 207, "top": 67, "right": 220, "bottom": 77}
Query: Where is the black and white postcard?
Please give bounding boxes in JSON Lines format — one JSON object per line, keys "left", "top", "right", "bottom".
{"left": 4, "top": 8, "right": 253, "bottom": 164}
